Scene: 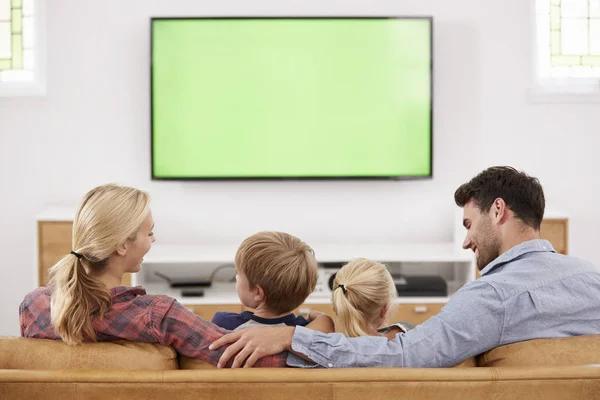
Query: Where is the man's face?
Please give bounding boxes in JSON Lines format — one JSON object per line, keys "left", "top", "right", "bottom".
{"left": 462, "top": 199, "right": 502, "bottom": 270}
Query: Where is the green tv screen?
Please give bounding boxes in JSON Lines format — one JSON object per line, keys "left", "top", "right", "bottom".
{"left": 151, "top": 18, "right": 432, "bottom": 179}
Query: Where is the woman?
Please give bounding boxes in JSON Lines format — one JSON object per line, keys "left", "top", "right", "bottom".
{"left": 19, "top": 184, "right": 285, "bottom": 367}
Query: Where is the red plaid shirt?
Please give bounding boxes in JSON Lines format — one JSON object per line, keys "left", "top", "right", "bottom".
{"left": 19, "top": 285, "right": 287, "bottom": 368}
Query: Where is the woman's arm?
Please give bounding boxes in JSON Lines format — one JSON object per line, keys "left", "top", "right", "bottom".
{"left": 149, "top": 296, "right": 287, "bottom": 368}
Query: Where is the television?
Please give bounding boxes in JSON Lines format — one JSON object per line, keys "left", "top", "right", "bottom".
{"left": 151, "top": 17, "right": 433, "bottom": 180}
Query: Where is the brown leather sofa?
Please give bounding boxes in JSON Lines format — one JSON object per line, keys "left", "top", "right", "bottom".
{"left": 1, "top": 335, "right": 599, "bottom": 400}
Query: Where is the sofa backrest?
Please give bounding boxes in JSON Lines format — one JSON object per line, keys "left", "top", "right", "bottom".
{"left": 178, "top": 355, "right": 477, "bottom": 369}
{"left": 0, "top": 337, "right": 178, "bottom": 370}
{"left": 478, "top": 335, "right": 600, "bottom": 367}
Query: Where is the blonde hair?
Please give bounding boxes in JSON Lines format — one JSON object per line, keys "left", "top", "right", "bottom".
{"left": 49, "top": 184, "right": 151, "bottom": 345}
{"left": 332, "top": 258, "right": 397, "bottom": 337}
{"left": 235, "top": 231, "right": 318, "bottom": 314}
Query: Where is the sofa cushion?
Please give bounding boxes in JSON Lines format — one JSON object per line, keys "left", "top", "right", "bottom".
{"left": 477, "top": 335, "right": 600, "bottom": 367}
{"left": 453, "top": 357, "right": 476, "bottom": 368}
{"left": 0, "top": 337, "right": 178, "bottom": 370}
{"left": 179, "top": 355, "right": 217, "bottom": 369}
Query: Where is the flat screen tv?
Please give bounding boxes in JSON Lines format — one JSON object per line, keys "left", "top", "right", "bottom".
{"left": 151, "top": 17, "right": 433, "bottom": 180}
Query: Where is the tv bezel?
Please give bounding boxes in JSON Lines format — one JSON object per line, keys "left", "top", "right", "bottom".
{"left": 150, "top": 16, "right": 434, "bottom": 181}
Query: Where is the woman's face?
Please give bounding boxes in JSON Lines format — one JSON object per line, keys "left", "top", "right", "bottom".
{"left": 123, "top": 211, "right": 155, "bottom": 273}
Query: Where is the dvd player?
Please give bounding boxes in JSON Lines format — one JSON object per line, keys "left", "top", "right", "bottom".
{"left": 393, "top": 275, "right": 447, "bottom": 297}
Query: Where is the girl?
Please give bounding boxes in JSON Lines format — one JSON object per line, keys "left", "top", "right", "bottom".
{"left": 332, "top": 258, "right": 410, "bottom": 339}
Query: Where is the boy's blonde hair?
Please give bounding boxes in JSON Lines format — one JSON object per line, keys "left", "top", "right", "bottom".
{"left": 332, "top": 258, "right": 398, "bottom": 337}
{"left": 50, "top": 184, "right": 151, "bottom": 345}
{"left": 235, "top": 231, "right": 318, "bottom": 314}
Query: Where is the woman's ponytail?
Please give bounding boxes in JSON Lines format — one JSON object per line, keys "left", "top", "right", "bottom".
{"left": 50, "top": 253, "right": 112, "bottom": 345}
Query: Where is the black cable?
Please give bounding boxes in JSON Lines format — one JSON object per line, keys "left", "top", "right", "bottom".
{"left": 153, "top": 271, "right": 173, "bottom": 284}
{"left": 208, "top": 263, "right": 236, "bottom": 283}
{"left": 153, "top": 264, "right": 236, "bottom": 286}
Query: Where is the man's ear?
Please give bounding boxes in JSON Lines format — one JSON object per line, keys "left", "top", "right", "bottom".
{"left": 254, "top": 284, "right": 265, "bottom": 303}
{"left": 116, "top": 242, "right": 127, "bottom": 256}
{"left": 492, "top": 198, "right": 509, "bottom": 224}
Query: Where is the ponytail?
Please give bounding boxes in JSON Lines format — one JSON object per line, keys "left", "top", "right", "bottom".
{"left": 50, "top": 253, "right": 112, "bottom": 345}
{"left": 332, "top": 284, "right": 371, "bottom": 337}
{"left": 331, "top": 258, "right": 398, "bottom": 338}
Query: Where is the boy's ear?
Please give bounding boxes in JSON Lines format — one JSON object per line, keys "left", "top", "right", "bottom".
{"left": 254, "top": 285, "right": 265, "bottom": 303}
{"left": 116, "top": 242, "right": 127, "bottom": 257}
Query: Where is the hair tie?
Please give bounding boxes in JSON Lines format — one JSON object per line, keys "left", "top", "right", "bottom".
{"left": 337, "top": 284, "right": 347, "bottom": 294}
{"left": 70, "top": 251, "right": 83, "bottom": 260}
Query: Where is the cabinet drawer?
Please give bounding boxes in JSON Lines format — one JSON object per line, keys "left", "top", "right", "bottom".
{"left": 38, "top": 221, "right": 73, "bottom": 285}
{"left": 184, "top": 304, "right": 243, "bottom": 322}
{"left": 540, "top": 218, "right": 568, "bottom": 254}
{"left": 295, "top": 303, "right": 335, "bottom": 316}
{"left": 392, "top": 303, "right": 445, "bottom": 325}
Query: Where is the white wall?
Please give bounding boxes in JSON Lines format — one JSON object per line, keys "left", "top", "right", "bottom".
{"left": 1, "top": 0, "right": 598, "bottom": 335}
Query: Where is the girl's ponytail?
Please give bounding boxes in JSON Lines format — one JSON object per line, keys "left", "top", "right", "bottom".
{"left": 332, "top": 258, "right": 397, "bottom": 338}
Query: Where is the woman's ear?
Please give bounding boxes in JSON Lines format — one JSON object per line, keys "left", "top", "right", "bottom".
{"left": 116, "top": 242, "right": 127, "bottom": 256}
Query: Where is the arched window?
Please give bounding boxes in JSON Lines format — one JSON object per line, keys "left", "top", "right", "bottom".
{"left": 0, "top": 0, "right": 45, "bottom": 96}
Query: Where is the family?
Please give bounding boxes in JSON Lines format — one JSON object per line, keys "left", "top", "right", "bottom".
{"left": 19, "top": 166, "right": 600, "bottom": 368}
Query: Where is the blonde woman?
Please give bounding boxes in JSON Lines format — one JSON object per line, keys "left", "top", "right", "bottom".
{"left": 332, "top": 258, "right": 410, "bottom": 340}
{"left": 19, "top": 184, "right": 286, "bottom": 367}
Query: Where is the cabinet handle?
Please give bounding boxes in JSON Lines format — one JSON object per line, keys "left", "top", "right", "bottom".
{"left": 414, "top": 306, "right": 428, "bottom": 313}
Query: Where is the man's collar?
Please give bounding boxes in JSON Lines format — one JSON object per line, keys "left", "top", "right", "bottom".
{"left": 480, "top": 239, "right": 556, "bottom": 276}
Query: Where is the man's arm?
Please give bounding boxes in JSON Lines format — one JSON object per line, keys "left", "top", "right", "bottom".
{"left": 211, "top": 279, "right": 505, "bottom": 368}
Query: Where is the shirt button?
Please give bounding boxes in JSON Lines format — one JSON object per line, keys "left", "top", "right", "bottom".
{"left": 327, "top": 363, "right": 333, "bottom": 368}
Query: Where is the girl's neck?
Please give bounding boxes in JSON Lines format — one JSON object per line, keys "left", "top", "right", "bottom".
{"left": 365, "top": 326, "right": 382, "bottom": 337}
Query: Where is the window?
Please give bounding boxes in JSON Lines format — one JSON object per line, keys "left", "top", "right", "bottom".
{"left": 0, "top": 0, "right": 44, "bottom": 96}
{"left": 533, "top": 0, "right": 600, "bottom": 102}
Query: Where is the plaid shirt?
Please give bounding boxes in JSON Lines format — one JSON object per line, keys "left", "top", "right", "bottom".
{"left": 19, "top": 285, "right": 287, "bottom": 368}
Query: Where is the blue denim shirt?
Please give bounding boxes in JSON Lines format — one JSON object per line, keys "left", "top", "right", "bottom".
{"left": 287, "top": 240, "right": 600, "bottom": 368}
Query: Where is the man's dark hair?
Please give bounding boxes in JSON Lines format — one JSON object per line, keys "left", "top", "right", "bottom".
{"left": 454, "top": 166, "right": 545, "bottom": 230}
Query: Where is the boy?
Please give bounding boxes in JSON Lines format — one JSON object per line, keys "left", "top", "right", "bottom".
{"left": 212, "top": 231, "right": 332, "bottom": 332}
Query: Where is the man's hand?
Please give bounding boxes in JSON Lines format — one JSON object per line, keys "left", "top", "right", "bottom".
{"left": 209, "top": 326, "right": 295, "bottom": 368}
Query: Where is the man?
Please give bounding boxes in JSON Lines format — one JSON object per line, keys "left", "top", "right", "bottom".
{"left": 210, "top": 166, "right": 600, "bottom": 368}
